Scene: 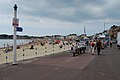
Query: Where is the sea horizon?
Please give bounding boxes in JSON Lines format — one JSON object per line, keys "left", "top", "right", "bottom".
{"left": 0, "top": 39, "right": 32, "bottom": 48}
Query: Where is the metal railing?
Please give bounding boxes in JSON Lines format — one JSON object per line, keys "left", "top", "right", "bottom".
{"left": 0, "top": 43, "right": 70, "bottom": 65}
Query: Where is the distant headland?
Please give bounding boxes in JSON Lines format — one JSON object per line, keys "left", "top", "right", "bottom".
{"left": 0, "top": 34, "right": 41, "bottom": 39}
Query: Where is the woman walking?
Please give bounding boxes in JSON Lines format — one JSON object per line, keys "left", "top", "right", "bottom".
{"left": 90, "top": 40, "right": 96, "bottom": 55}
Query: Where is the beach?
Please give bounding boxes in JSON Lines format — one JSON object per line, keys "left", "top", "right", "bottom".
{"left": 0, "top": 39, "right": 71, "bottom": 64}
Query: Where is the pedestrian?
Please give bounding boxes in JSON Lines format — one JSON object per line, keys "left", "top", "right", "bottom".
{"left": 4, "top": 43, "right": 5, "bottom": 48}
{"left": 7, "top": 43, "right": 9, "bottom": 47}
{"left": 86, "top": 40, "right": 89, "bottom": 46}
{"left": 90, "top": 40, "right": 95, "bottom": 55}
{"left": 96, "top": 39, "right": 102, "bottom": 55}
{"left": 71, "top": 44, "right": 74, "bottom": 50}
{"left": 82, "top": 42, "right": 86, "bottom": 53}
{"left": 71, "top": 44, "right": 77, "bottom": 56}
{"left": 110, "top": 41, "right": 112, "bottom": 47}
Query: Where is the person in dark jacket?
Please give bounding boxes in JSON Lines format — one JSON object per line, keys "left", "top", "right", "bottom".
{"left": 96, "top": 39, "right": 102, "bottom": 55}
{"left": 110, "top": 41, "right": 112, "bottom": 47}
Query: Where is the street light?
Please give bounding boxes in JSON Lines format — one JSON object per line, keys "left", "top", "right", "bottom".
{"left": 14, "top": 4, "right": 18, "bottom": 11}
{"left": 12, "top": 4, "right": 18, "bottom": 65}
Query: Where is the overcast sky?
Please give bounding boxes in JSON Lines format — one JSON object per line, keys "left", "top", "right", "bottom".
{"left": 0, "top": 0, "right": 120, "bottom": 36}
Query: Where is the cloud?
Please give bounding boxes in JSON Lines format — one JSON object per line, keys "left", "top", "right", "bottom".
{"left": 9, "top": 0, "right": 120, "bottom": 23}
{"left": 1, "top": 0, "right": 120, "bottom": 36}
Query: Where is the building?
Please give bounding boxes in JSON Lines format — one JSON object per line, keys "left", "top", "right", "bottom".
{"left": 66, "top": 34, "right": 78, "bottom": 40}
{"left": 108, "top": 25, "right": 120, "bottom": 39}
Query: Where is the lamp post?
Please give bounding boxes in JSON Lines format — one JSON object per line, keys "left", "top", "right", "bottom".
{"left": 12, "top": 4, "right": 18, "bottom": 65}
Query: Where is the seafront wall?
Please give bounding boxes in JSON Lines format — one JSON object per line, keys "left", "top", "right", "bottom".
{"left": 0, "top": 40, "right": 71, "bottom": 64}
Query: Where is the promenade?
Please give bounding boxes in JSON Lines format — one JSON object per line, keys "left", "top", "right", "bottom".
{"left": 0, "top": 44, "right": 120, "bottom": 80}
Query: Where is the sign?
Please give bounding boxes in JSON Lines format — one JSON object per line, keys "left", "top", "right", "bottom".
{"left": 12, "top": 18, "right": 19, "bottom": 26}
{"left": 16, "top": 27, "right": 23, "bottom": 32}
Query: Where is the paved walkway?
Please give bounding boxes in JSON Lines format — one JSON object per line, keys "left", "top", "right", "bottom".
{"left": 0, "top": 44, "right": 120, "bottom": 80}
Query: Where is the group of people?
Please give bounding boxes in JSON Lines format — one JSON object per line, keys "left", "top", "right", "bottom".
{"left": 71, "top": 39, "right": 102, "bottom": 55}
{"left": 70, "top": 38, "right": 112, "bottom": 55}
{"left": 90, "top": 39, "right": 102, "bottom": 55}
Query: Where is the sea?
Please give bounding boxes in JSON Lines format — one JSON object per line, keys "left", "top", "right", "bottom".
{"left": 0, "top": 39, "right": 32, "bottom": 48}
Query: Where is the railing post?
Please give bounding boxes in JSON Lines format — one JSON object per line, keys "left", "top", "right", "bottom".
{"left": 45, "top": 46, "right": 47, "bottom": 53}
{"left": 53, "top": 46, "right": 54, "bottom": 52}
{"left": 6, "top": 56, "right": 8, "bottom": 64}
{"left": 23, "top": 49, "right": 25, "bottom": 61}
{"left": 35, "top": 52, "right": 37, "bottom": 58}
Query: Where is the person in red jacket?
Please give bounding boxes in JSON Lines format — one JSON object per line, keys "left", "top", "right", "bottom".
{"left": 90, "top": 40, "right": 96, "bottom": 55}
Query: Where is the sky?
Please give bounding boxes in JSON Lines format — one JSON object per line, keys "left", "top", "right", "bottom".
{"left": 0, "top": 0, "right": 120, "bottom": 36}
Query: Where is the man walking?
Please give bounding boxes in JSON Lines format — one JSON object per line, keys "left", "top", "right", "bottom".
{"left": 96, "top": 39, "right": 102, "bottom": 55}
{"left": 110, "top": 41, "right": 112, "bottom": 47}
